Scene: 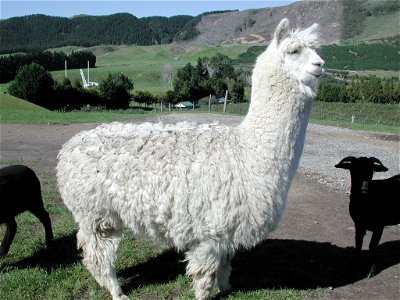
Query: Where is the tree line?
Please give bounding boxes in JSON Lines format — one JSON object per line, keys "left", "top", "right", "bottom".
{"left": 7, "top": 53, "right": 246, "bottom": 111}
{"left": 8, "top": 63, "right": 133, "bottom": 110}
{"left": 0, "top": 13, "right": 200, "bottom": 54}
{"left": 7, "top": 55, "right": 398, "bottom": 112}
{"left": 0, "top": 50, "right": 96, "bottom": 83}
{"left": 317, "top": 76, "right": 399, "bottom": 104}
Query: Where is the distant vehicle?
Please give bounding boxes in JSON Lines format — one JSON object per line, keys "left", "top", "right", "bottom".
{"left": 174, "top": 101, "right": 200, "bottom": 109}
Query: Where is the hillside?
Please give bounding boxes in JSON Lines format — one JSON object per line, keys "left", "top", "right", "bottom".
{"left": 191, "top": 0, "right": 399, "bottom": 46}
{"left": 0, "top": 0, "right": 399, "bottom": 54}
{"left": 0, "top": 13, "right": 198, "bottom": 54}
{"left": 0, "top": 93, "right": 49, "bottom": 111}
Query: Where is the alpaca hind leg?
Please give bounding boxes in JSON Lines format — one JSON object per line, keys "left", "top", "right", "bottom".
{"left": 186, "top": 243, "right": 226, "bottom": 300}
{"left": 77, "top": 227, "right": 127, "bottom": 300}
{"left": 216, "top": 253, "right": 233, "bottom": 293}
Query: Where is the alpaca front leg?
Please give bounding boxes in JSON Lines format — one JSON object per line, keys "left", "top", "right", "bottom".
{"left": 77, "top": 229, "right": 127, "bottom": 300}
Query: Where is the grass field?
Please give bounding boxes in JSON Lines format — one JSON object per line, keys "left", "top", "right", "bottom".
{"left": 49, "top": 44, "right": 250, "bottom": 95}
{"left": 343, "top": 12, "right": 400, "bottom": 44}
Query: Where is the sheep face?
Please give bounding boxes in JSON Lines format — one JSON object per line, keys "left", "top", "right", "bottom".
{"left": 274, "top": 19, "right": 325, "bottom": 97}
{"left": 335, "top": 156, "right": 388, "bottom": 193}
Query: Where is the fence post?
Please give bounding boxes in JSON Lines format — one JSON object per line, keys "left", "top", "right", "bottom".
{"left": 160, "top": 100, "right": 163, "bottom": 113}
{"left": 169, "top": 102, "right": 171, "bottom": 112}
{"left": 223, "top": 90, "right": 228, "bottom": 113}
{"left": 209, "top": 94, "right": 211, "bottom": 112}
{"left": 351, "top": 114, "right": 355, "bottom": 123}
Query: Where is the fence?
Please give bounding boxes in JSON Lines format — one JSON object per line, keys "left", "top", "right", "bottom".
{"left": 152, "top": 101, "right": 399, "bottom": 128}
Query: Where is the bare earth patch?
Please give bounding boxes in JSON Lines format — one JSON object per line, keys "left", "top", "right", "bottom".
{"left": 0, "top": 113, "right": 398, "bottom": 299}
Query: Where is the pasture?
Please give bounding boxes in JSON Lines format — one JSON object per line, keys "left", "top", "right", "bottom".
{"left": 50, "top": 44, "right": 250, "bottom": 95}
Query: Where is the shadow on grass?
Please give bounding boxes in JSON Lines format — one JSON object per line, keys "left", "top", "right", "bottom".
{"left": 119, "top": 249, "right": 186, "bottom": 292}
{"left": 4, "top": 232, "right": 80, "bottom": 272}
{"left": 119, "top": 238, "right": 400, "bottom": 295}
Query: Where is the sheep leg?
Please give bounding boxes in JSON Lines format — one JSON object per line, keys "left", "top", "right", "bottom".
{"left": 77, "top": 228, "right": 127, "bottom": 300}
{"left": 0, "top": 219, "right": 17, "bottom": 257}
{"left": 29, "top": 205, "right": 54, "bottom": 247}
{"left": 354, "top": 225, "right": 366, "bottom": 266}
{"left": 367, "top": 227, "right": 384, "bottom": 278}
{"left": 186, "top": 243, "right": 225, "bottom": 300}
{"left": 216, "top": 253, "right": 233, "bottom": 293}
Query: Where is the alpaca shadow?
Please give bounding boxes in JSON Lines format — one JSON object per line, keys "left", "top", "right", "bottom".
{"left": 119, "top": 238, "right": 400, "bottom": 295}
{"left": 2, "top": 232, "right": 80, "bottom": 273}
{"left": 230, "top": 238, "right": 400, "bottom": 292}
{"left": 119, "top": 249, "right": 186, "bottom": 292}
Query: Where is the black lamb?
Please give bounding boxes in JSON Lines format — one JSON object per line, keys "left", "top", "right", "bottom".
{"left": 0, "top": 165, "right": 54, "bottom": 257}
{"left": 335, "top": 156, "right": 400, "bottom": 277}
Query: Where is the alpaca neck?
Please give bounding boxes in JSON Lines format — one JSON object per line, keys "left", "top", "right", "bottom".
{"left": 238, "top": 66, "right": 314, "bottom": 177}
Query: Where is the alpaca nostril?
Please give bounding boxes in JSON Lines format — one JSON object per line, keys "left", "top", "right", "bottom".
{"left": 314, "top": 61, "right": 324, "bottom": 68}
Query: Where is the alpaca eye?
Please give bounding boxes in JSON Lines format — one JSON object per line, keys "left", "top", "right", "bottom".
{"left": 289, "top": 49, "right": 300, "bottom": 55}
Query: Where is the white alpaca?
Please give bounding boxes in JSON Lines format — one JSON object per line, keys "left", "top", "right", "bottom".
{"left": 57, "top": 18, "right": 324, "bottom": 300}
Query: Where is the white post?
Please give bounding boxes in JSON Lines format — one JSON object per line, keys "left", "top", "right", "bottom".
{"left": 193, "top": 101, "right": 195, "bottom": 111}
{"left": 65, "top": 60, "right": 67, "bottom": 78}
{"left": 209, "top": 94, "right": 211, "bottom": 112}
{"left": 223, "top": 90, "right": 228, "bottom": 113}
{"left": 169, "top": 102, "right": 171, "bottom": 112}
{"left": 87, "top": 61, "right": 90, "bottom": 83}
{"left": 160, "top": 100, "right": 163, "bottom": 113}
{"left": 351, "top": 114, "right": 355, "bottom": 123}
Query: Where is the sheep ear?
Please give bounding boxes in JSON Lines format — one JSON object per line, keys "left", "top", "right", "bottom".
{"left": 369, "top": 157, "right": 388, "bottom": 172}
{"left": 335, "top": 156, "right": 356, "bottom": 169}
{"left": 274, "top": 18, "right": 290, "bottom": 45}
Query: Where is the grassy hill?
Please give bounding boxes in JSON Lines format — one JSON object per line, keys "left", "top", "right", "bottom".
{"left": 0, "top": 94, "right": 49, "bottom": 111}
{"left": 50, "top": 44, "right": 250, "bottom": 95}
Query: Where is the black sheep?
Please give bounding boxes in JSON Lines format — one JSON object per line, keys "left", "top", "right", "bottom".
{"left": 335, "top": 156, "right": 400, "bottom": 277}
{"left": 0, "top": 165, "right": 53, "bottom": 257}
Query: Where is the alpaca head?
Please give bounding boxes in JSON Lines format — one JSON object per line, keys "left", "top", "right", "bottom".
{"left": 272, "top": 18, "right": 325, "bottom": 97}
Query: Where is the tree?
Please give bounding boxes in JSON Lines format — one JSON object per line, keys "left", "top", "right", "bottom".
{"left": 231, "top": 80, "right": 245, "bottom": 103}
{"left": 8, "top": 63, "right": 54, "bottom": 107}
{"left": 100, "top": 73, "right": 133, "bottom": 109}
{"left": 133, "top": 90, "right": 157, "bottom": 107}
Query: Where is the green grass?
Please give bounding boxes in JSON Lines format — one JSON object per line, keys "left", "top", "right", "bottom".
{"left": 344, "top": 12, "right": 400, "bottom": 43}
{"left": 0, "top": 94, "right": 49, "bottom": 111}
{"left": 311, "top": 101, "right": 400, "bottom": 134}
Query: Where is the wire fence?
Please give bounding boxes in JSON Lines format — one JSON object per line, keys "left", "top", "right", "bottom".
{"left": 150, "top": 100, "right": 399, "bottom": 128}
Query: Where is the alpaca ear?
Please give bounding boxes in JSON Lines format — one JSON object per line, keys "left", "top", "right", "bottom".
{"left": 274, "top": 18, "right": 290, "bottom": 45}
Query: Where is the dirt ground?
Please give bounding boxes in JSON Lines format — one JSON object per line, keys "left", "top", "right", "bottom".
{"left": 0, "top": 115, "right": 399, "bottom": 300}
